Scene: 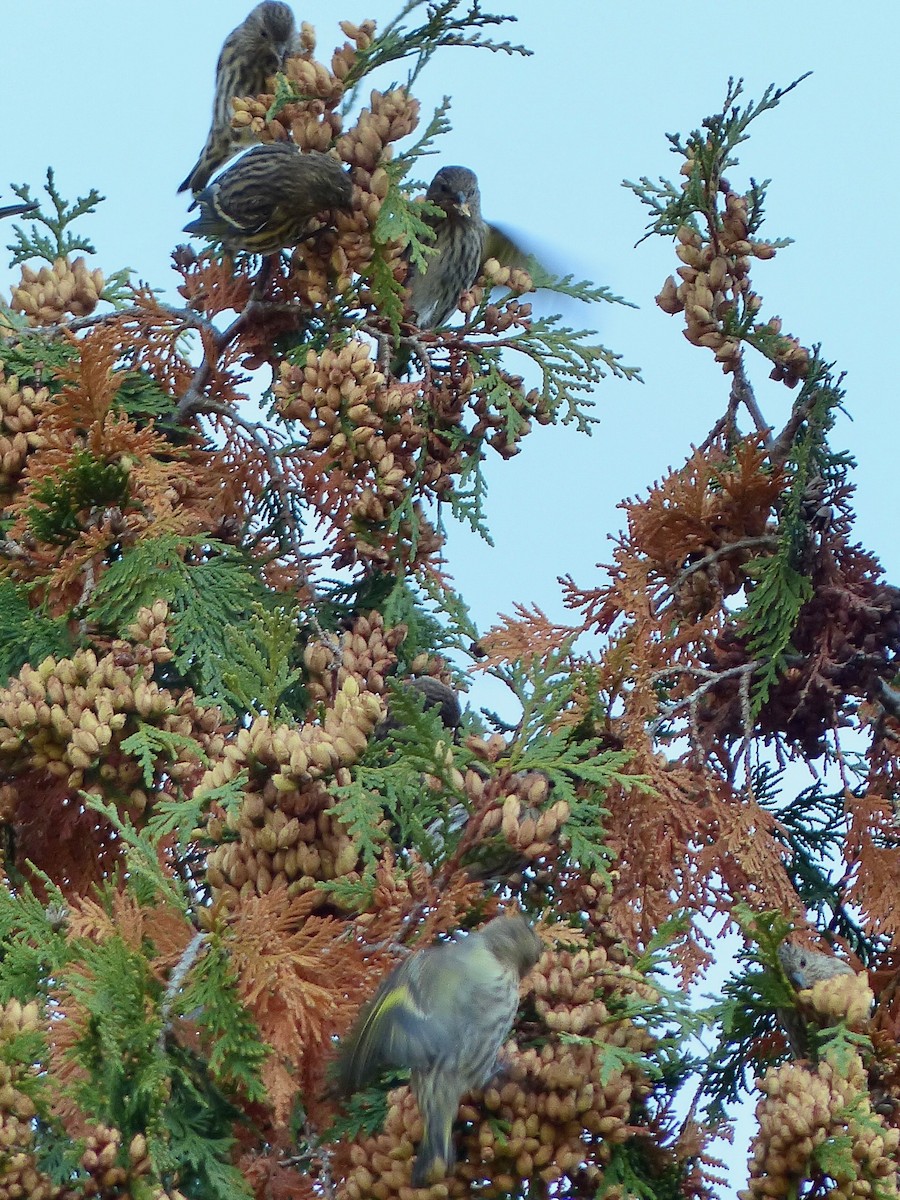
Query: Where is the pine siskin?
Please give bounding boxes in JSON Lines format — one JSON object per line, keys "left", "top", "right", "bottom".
{"left": 406, "top": 165, "right": 487, "bottom": 330}
{"left": 178, "top": 1, "right": 297, "bottom": 196}
{"left": 0, "top": 200, "right": 37, "bottom": 219}
{"left": 182, "top": 142, "right": 353, "bottom": 254}
{"left": 335, "top": 912, "right": 542, "bottom": 1186}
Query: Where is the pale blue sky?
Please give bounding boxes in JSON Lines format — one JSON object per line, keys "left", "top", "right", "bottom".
{"left": 3, "top": 2, "right": 897, "bottom": 618}
{"left": 2, "top": 4, "right": 897, "bottom": 1189}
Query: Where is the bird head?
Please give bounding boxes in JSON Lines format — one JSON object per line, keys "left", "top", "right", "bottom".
{"left": 255, "top": 1, "right": 296, "bottom": 49}
{"left": 777, "top": 941, "right": 855, "bottom": 989}
{"left": 480, "top": 913, "right": 543, "bottom": 979}
{"left": 426, "top": 166, "right": 481, "bottom": 220}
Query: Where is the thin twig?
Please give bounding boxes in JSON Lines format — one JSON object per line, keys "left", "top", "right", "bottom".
{"left": 2, "top": 301, "right": 221, "bottom": 342}
{"left": 204, "top": 400, "right": 341, "bottom": 656}
{"left": 74, "top": 557, "right": 97, "bottom": 637}
{"left": 156, "top": 930, "right": 208, "bottom": 1051}
{"left": 650, "top": 660, "right": 761, "bottom": 732}
{"left": 174, "top": 305, "right": 260, "bottom": 422}
{"left": 652, "top": 535, "right": 778, "bottom": 615}
{"left": 769, "top": 378, "right": 836, "bottom": 466}
{"left": 875, "top": 678, "right": 900, "bottom": 720}
{"left": 730, "top": 353, "right": 773, "bottom": 447}
{"left": 0, "top": 538, "right": 32, "bottom": 562}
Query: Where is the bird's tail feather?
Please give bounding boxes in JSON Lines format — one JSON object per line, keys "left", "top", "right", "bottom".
{"left": 178, "top": 131, "right": 234, "bottom": 196}
{"left": 411, "top": 1072, "right": 457, "bottom": 1186}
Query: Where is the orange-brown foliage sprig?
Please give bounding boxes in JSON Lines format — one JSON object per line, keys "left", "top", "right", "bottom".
{"left": 0, "top": 332, "right": 216, "bottom": 610}
{"left": 0, "top": 602, "right": 224, "bottom": 892}
{"left": 564, "top": 436, "right": 784, "bottom": 738}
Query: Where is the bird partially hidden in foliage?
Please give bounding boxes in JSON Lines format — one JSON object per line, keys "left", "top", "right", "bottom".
{"left": 178, "top": 0, "right": 297, "bottom": 196}
{"left": 374, "top": 676, "right": 462, "bottom": 740}
{"left": 777, "top": 941, "right": 858, "bottom": 1058}
{"left": 182, "top": 142, "right": 353, "bottom": 255}
{"left": 334, "top": 912, "right": 542, "bottom": 1186}
{"left": 0, "top": 200, "right": 37, "bottom": 220}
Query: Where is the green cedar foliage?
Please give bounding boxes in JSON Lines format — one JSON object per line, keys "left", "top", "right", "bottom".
{"left": 0, "top": 579, "right": 72, "bottom": 685}
{"left": 88, "top": 535, "right": 269, "bottom": 714}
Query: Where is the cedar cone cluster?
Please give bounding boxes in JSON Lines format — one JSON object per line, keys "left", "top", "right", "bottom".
{"left": 0, "top": 604, "right": 223, "bottom": 886}
{"left": 0, "top": 603, "right": 216, "bottom": 798}
{"left": 201, "top": 675, "right": 384, "bottom": 905}
{"left": 0, "top": 1000, "right": 51, "bottom": 1200}
{"left": 74, "top": 1126, "right": 156, "bottom": 1200}
{"left": 455, "top": 759, "right": 571, "bottom": 884}
{"left": 273, "top": 319, "right": 548, "bottom": 569}
{"left": 303, "top": 610, "right": 406, "bottom": 704}
{"left": 0, "top": 371, "right": 48, "bottom": 496}
{"left": 742, "top": 972, "right": 899, "bottom": 1199}
{"left": 0, "top": 1004, "right": 161, "bottom": 1200}
{"left": 655, "top": 166, "right": 809, "bottom": 384}
{"left": 10, "top": 257, "right": 104, "bottom": 326}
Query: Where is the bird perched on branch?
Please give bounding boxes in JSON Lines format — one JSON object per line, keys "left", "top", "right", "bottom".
{"left": 335, "top": 912, "right": 542, "bottom": 1186}
{"left": 406, "top": 165, "right": 487, "bottom": 331}
{"left": 0, "top": 200, "right": 37, "bottom": 220}
{"left": 183, "top": 142, "right": 353, "bottom": 254}
{"left": 179, "top": 1, "right": 297, "bottom": 196}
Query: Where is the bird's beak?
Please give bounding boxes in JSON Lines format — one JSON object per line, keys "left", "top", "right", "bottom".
{"left": 455, "top": 193, "right": 471, "bottom": 217}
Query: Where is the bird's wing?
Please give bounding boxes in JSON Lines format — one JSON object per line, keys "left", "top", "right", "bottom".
{"left": 482, "top": 222, "right": 531, "bottom": 270}
{"left": 214, "top": 184, "right": 277, "bottom": 234}
{"left": 335, "top": 960, "right": 439, "bottom": 1092}
{"left": 482, "top": 221, "right": 560, "bottom": 283}
{"left": 210, "top": 145, "right": 298, "bottom": 231}
{"left": 411, "top": 937, "right": 507, "bottom": 1048}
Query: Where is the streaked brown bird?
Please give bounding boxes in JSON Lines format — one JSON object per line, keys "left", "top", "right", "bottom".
{"left": 179, "top": 1, "right": 297, "bottom": 196}
{"left": 335, "top": 912, "right": 541, "bottom": 1186}
{"left": 406, "top": 165, "right": 487, "bottom": 330}
{"left": 183, "top": 142, "right": 353, "bottom": 254}
{"left": 0, "top": 200, "right": 37, "bottom": 220}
